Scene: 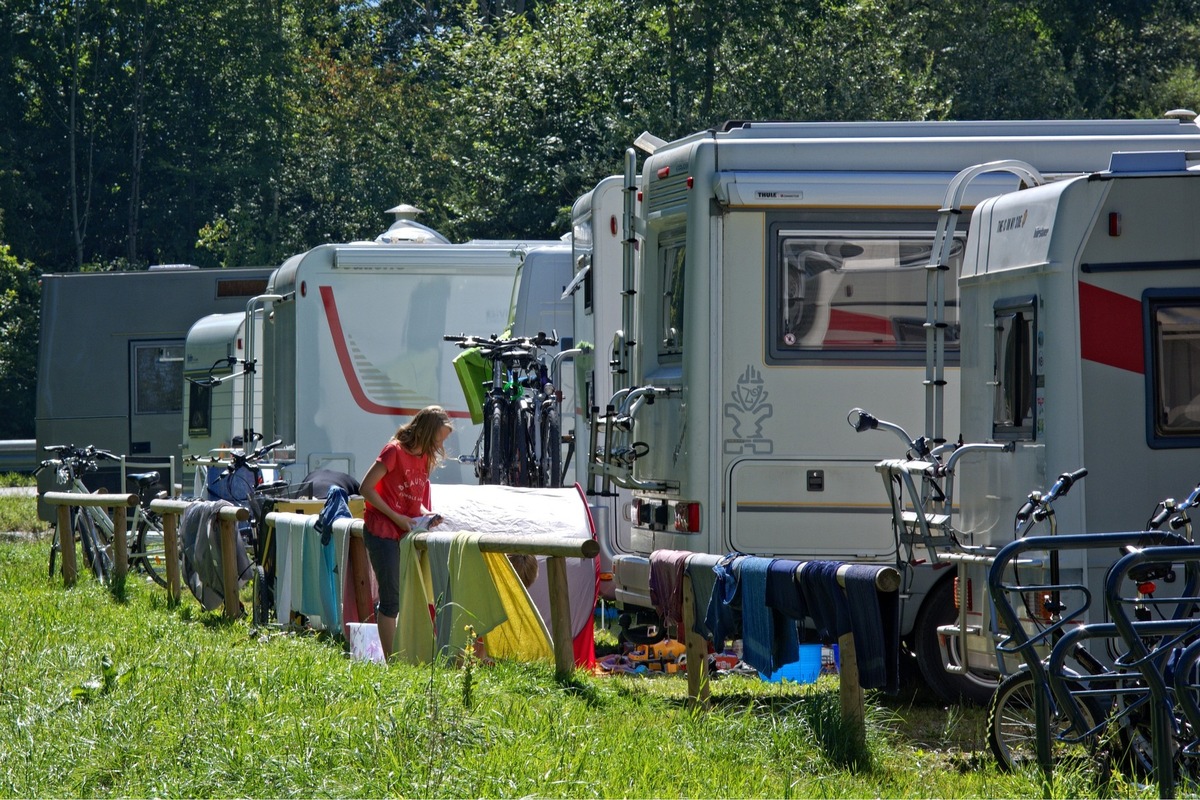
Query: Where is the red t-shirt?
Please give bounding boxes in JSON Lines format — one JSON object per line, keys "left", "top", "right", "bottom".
{"left": 363, "top": 441, "right": 432, "bottom": 540}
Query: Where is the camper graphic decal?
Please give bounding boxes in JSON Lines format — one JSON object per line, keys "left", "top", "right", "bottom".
{"left": 724, "top": 365, "right": 774, "bottom": 454}
{"left": 319, "top": 285, "right": 471, "bottom": 418}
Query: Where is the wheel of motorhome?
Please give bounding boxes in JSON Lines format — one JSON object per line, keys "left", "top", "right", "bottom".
{"left": 914, "top": 577, "right": 995, "bottom": 704}
{"left": 987, "top": 670, "right": 1103, "bottom": 772}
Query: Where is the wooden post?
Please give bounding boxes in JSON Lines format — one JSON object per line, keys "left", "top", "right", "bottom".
{"left": 682, "top": 572, "right": 711, "bottom": 705}
{"left": 163, "top": 512, "right": 181, "bottom": 606}
{"left": 348, "top": 535, "right": 374, "bottom": 621}
{"left": 218, "top": 516, "right": 241, "bottom": 620}
{"left": 112, "top": 504, "right": 129, "bottom": 582}
{"left": 57, "top": 505, "right": 76, "bottom": 587}
{"left": 546, "top": 556, "right": 575, "bottom": 678}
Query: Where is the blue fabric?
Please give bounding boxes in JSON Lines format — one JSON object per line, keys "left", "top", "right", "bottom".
{"left": 798, "top": 560, "right": 849, "bottom": 642}
{"left": 316, "top": 486, "right": 352, "bottom": 547}
{"left": 739, "top": 557, "right": 800, "bottom": 677}
{"left": 844, "top": 564, "right": 900, "bottom": 693}
{"left": 704, "top": 554, "right": 744, "bottom": 649}
{"left": 766, "top": 559, "right": 808, "bottom": 622}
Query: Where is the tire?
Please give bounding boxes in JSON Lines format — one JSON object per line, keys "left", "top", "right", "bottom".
{"left": 135, "top": 514, "right": 169, "bottom": 588}
{"left": 541, "top": 404, "right": 562, "bottom": 488}
{"left": 988, "top": 669, "right": 1104, "bottom": 771}
{"left": 75, "top": 510, "right": 111, "bottom": 584}
{"left": 912, "top": 576, "right": 997, "bottom": 705}
{"left": 253, "top": 564, "right": 274, "bottom": 626}
{"left": 48, "top": 525, "right": 60, "bottom": 579}
{"left": 488, "top": 402, "right": 504, "bottom": 485}
{"left": 513, "top": 404, "right": 533, "bottom": 487}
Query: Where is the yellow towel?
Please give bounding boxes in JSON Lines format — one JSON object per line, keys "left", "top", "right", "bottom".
{"left": 392, "top": 535, "right": 435, "bottom": 664}
{"left": 481, "top": 551, "right": 552, "bottom": 662}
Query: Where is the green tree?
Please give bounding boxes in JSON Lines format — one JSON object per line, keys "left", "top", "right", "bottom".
{"left": 0, "top": 244, "right": 39, "bottom": 438}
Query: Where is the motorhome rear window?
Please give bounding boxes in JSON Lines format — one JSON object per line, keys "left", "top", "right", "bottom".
{"left": 132, "top": 342, "right": 183, "bottom": 415}
{"left": 767, "top": 228, "right": 962, "bottom": 364}
{"left": 660, "top": 236, "right": 686, "bottom": 357}
{"left": 1147, "top": 295, "right": 1200, "bottom": 445}
{"left": 993, "top": 296, "right": 1037, "bottom": 441}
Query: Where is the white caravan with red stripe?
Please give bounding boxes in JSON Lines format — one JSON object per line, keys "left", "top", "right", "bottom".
{"left": 949, "top": 149, "right": 1200, "bottom": 678}
{"left": 232, "top": 226, "right": 570, "bottom": 488}
{"left": 597, "top": 118, "right": 1200, "bottom": 702}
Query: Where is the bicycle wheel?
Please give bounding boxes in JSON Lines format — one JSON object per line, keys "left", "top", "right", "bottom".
{"left": 134, "top": 513, "right": 169, "bottom": 588}
{"left": 487, "top": 402, "right": 505, "bottom": 485}
{"left": 987, "top": 669, "right": 1103, "bottom": 771}
{"left": 75, "top": 509, "right": 112, "bottom": 584}
{"left": 513, "top": 403, "right": 533, "bottom": 487}
{"left": 540, "top": 403, "right": 562, "bottom": 488}
{"left": 47, "top": 525, "right": 60, "bottom": 579}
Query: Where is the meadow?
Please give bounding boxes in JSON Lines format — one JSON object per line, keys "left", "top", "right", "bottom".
{"left": 0, "top": 485, "right": 1168, "bottom": 798}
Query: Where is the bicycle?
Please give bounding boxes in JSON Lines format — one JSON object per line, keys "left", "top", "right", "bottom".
{"left": 986, "top": 478, "right": 1200, "bottom": 775}
{"left": 36, "top": 444, "right": 168, "bottom": 586}
{"left": 445, "top": 331, "right": 564, "bottom": 488}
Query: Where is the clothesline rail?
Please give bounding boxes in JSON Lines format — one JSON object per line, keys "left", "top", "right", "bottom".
{"left": 41, "top": 490, "right": 138, "bottom": 587}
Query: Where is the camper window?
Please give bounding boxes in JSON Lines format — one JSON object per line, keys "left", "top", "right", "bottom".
{"left": 660, "top": 237, "right": 686, "bottom": 356}
{"left": 1149, "top": 298, "right": 1200, "bottom": 440}
{"left": 768, "top": 229, "right": 962, "bottom": 363}
{"left": 992, "top": 298, "right": 1037, "bottom": 441}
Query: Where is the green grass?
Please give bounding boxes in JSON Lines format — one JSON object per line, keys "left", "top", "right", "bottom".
{"left": 0, "top": 539, "right": 1167, "bottom": 798}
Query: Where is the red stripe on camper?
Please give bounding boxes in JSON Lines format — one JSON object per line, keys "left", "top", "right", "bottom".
{"left": 1078, "top": 281, "right": 1144, "bottom": 375}
{"left": 319, "top": 285, "right": 472, "bottom": 418}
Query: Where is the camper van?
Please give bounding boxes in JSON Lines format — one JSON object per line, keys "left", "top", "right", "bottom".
{"left": 183, "top": 214, "right": 574, "bottom": 492}
{"left": 569, "top": 174, "right": 639, "bottom": 597}
{"left": 940, "top": 149, "right": 1200, "bottom": 686}
{"left": 593, "top": 118, "right": 1200, "bottom": 701}
{"left": 35, "top": 265, "right": 274, "bottom": 516}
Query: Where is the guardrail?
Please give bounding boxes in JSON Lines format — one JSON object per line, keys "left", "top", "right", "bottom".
{"left": 0, "top": 439, "right": 37, "bottom": 473}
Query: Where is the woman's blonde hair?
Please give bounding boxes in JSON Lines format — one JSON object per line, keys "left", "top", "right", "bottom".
{"left": 395, "top": 405, "right": 452, "bottom": 468}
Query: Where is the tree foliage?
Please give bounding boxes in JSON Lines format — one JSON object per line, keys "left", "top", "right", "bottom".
{"left": 1, "top": 0, "right": 1200, "bottom": 437}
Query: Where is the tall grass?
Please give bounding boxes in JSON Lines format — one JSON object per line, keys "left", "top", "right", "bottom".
{"left": 0, "top": 539, "right": 1159, "bottom": 798}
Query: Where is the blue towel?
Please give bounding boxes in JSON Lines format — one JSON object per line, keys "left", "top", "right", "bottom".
{"left": 766, "top": 559, "right": 808, "bottom": 622}
{"left": 704, "top": 554, "right": 744, "bottom": 649}
{"left": 844, "top": 564, "right": 900, "bottom": 693}
{"left": 798, "top": 560, "right": 849, "bottom": 642}
{"left": 739, "top": 557, "right": 800, "bottom": 677}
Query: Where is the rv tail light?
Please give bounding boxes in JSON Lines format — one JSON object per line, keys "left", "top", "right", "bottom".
{"left": 637, "top": 190, "right": 643, "bottom": 202}
{"left": 1109, "top": 212, "right": 1121, "bottom": 236}
{"left": 610, "top": 216, "right": 618, "bottom": 236}
{"left": 674, "top": 501, "right": 701, "bottom": 533}
{"left": 686, "top": 176, "right": 693, "bottom": 189}
{"left": 657, "top": 166, "right": 671, "bottom": 180}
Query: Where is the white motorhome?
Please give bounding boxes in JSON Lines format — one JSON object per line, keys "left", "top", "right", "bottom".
{"left": 594, "top": 118, "right": 1200, "bottom": 701}
{"left": 181, "top": 212, "right": 573, "bottom": 492}
{"left": 943, "top": 149, "right": 1200, "bottom": 684}
{"left": 569, "top": 174, "right": 639, "bottom": 597}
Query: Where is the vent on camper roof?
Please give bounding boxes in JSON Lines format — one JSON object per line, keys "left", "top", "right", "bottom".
{"left": 374, "top": 203, "right": 451, "bottom": 245}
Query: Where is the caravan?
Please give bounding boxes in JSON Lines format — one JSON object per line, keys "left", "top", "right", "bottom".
{"left": 182, "top": 211, "right": 574, "bottom": 493}
{"left": 590, "top": 118, "right": 1200, "bottom": 701}
{"left": 943, "top": 148, "right": 1200, "bottom": 686}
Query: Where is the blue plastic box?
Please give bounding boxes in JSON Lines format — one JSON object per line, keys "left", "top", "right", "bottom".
{"left": 759, "top": 643, "right": 822, "bottom": 683}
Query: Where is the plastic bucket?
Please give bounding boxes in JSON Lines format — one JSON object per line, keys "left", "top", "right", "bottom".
{"left": 759, "top": 643, "right": 822, "bottom": 683}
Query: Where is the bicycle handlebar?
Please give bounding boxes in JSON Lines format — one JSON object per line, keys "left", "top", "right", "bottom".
{"left": 1017, "top": 468, "right": 1087, "bottom": 524}
{"left": 443, "top": 331, "right": 559, "bottom": 351}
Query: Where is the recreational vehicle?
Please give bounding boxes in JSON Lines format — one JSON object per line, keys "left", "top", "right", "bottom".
{"left": 569, "top": 175, "right": 640, "bottom": 597}
{"left": 593, "top": 118, "right": 1200, "bottom": 702}
{"left": 940, "top": 149, "right": 1200, "bottom": 689}
{"left": 35, "top": 265, "right": 274, "bottom": 518}
{"left": 185, "top": 215, "right": 574, "bottom": 492}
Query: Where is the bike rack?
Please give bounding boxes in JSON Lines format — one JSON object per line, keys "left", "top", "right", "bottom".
{"left": 986, "top": 531, "right": 1193, "bottom": 788}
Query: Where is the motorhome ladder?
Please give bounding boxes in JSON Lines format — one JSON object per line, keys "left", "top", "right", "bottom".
{"left": 923, "top": 160, "right": 1045, "bottom": 446}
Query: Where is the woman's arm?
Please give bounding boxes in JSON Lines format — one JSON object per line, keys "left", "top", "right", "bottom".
{"left": 359, "top": 459, "right": 412, "bottom": 533}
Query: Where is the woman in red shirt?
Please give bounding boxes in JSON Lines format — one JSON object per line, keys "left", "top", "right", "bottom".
{"left": 360, "top": 405, "right": 452, "bottom": 659}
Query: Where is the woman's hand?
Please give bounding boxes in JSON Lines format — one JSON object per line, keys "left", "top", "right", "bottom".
{"left": 393, "top": 513, "right": 413, "bottom": 533}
